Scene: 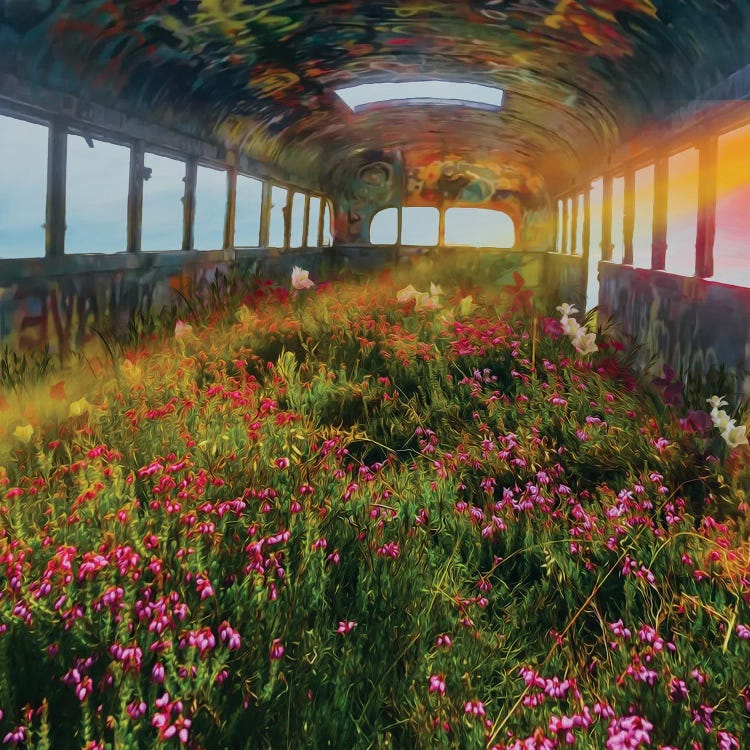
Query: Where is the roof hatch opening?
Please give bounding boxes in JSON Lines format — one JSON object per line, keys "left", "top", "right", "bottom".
{"left": 335, "top": 81, "right": 504, "bottom": 111}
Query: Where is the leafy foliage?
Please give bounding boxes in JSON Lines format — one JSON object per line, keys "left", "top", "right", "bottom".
{"left": 0, "top": 265, "right": 748, "bottom": 749}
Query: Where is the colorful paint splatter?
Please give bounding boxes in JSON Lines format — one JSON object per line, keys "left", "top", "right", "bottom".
{"left": 2, "top": 1, "right": 749, "bottom": 193}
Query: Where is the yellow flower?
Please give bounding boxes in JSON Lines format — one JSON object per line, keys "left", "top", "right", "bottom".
{"left": 13, "top": 424, "right": 34, "bottom": 443}
{"left": 69, "top": 397, "right": 93, "bottom": 418}
{"left": 458, "top": 295, "right": 475, "bottom": 317}
{"left": 121, "top": 360, "right": 143, "bottom": 384}
{"left": 237, "top": 305, "right": 258, "bottom": 326}
{"left": 722, "top": 424, "right": 748, "bottom": 449}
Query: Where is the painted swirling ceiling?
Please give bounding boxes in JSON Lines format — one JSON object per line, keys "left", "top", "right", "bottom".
{"left": 1, "top": 1, "right": 750, "bottom": 194}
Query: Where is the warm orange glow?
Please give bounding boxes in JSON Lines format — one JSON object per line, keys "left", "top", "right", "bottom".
{"left": 714, "top": 123, "right": 750, "bottom": 286}
{"left": 633, "top": 165, "right": 654, "bottom": 269}
{"left": 611, "top": 176, "right": 624, "bottom": 263}
{"left": 665, "top": 147, "right": 699, "bottom": 276}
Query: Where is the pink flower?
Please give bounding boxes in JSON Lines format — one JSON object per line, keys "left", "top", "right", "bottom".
{"left": 336, "top": 620, "right": 356, "bottom": 635}
{"left": 606, "top": 715, "right": 653, "bottom": 749}
{"left": 291, "top": 266, "right": 315, "bottom": 290}
{"left": 3, "top": 726, "right": 26, "bottom": 745}
{"left": 428, "top": 674, "right": 446, "bottom": 696}
{"left": 464, "top": 700, "right": 486, "bottom": 717}
{"left": 219, "top": 621, "right": 242, "bottom": 650}
{"left": 270, "top": 638, "right": 285, "bottom": 661}
{"left": 436, "top": 634, "right": 452, "bottom": 648}
{"left": 174, "top": 320, "right": 193, "bottom": 339}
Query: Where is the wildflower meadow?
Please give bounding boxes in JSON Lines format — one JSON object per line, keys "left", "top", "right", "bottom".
{"left": 0, "top": 259, "right": 748, "bottom": 749}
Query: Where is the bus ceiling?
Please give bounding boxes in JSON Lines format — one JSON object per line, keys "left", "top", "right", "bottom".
{"left": 1, "top": 1, "right": 750, "bottom": 194}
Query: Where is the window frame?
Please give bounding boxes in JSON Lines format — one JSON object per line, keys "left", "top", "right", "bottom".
{"left": 368, "top": 205, "right": 516, "bottom": 249}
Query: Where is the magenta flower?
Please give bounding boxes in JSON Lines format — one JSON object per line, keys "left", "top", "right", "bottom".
{"left": 606, "top": 715, "right": 653, "bottom": 749}
{"left": 463, "top": 700, "right": 486, "bottom": 717}
{"left": 219, "top": 621, "right": 242, "bottom": 650}
{"left": 2, "top": 727, "right": 26, "bottom": 745}
{"left": 152, "top": 662, "right": 165, "bottom": 684}
{"left": 428, "top": 674, "right": 446, "bottom": 696}
{"left": 336, "top": 620, "right": 356, "bottom": 635}
{"left": 270, "top": 638, "right": 285, "bottom": 661}
{"left": 436, "top": 634, "right": 452, "bottom": 648}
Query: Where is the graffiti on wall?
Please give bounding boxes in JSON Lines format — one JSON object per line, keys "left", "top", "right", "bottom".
{"left": 0, "top": 262, "right": 230, "bottom": 359}
{"left": 405, "top": 156, "right": 544, "bottom": 208}
{"left": 328, "top": 150, "right": 403, "bottom": 244}
{"left": 598, "top": 263, "right": 750, "bottom": 397}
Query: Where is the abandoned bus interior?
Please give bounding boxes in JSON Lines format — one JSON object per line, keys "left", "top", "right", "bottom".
{"left": 0, "top": 1, "right": 749, "bottom": 747}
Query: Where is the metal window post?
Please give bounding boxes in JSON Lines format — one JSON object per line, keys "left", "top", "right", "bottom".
{"left": 302, "top": 194, "right": 311, "bottom": 247}
{"left": 182, "top": 157, "right": 197, "bottom": 251}
{"left": 582, "top": 189, "right": 591, "bottom": 259}
{"left": 127, "top": 140, "right": 144, "bottom": 254}
{"left": 317, "top": 197, "right": 325, "bottom": 247}
{"left": 695, "top": 135, "right": 718, "bottom": 278}
{"left": 45, "top": 119, "right": 67, "bottom": 257}
{"left": 224, "top": 165, "right": 237, "bottom": 250}
{"left": 623, "top": 167, "right": 635, "bottom": 265}
{"left": 601, "top": 174, "right": 614, "bottom": 261}
{"left": 260, "top": 182, "right": 272, "bottom": 246}
{"left": 651, "top": 156, "right": 669, "bottom": 270}
{"left": 570, "top": 194, "right": 579, "bottom": 254}
{"left": 283, "top": 191, "right": 293, "bottom": 249}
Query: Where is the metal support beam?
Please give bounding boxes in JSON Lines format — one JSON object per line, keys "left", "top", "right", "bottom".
{"left": 302, "top": 194, "right": 311, "bottom": 248}
{"left": 260, "top": 182, "right": 272, "bottom": 247}
{"left": 45, "top": 120, "right": 67, "bottom": 258}
{"left": 601, "top": 174, "right": 614, "bottom": 262}
{"left": 283, "top": 190, "right": 293, "bottom": 249}
{"left": 561, "top": 197, "right": 569, "bottom": 254}
{"left": 652, "top": 157, "right": 669, "bottom": 270}
{"left": 570, "top": 195, "right": 578, "bottom": 254}
{"left": 127, "top": 140, "right": 144, "bottom": 254}
{"left": 623, "top": 167, "right": 635, "bottom": 265}
{"left": 582, "top": 189, "right": 591, "bottom": 258}
{"left": 552, "top": 200, "right": 559, "bottom": 252}
{"left": 695, "top": 135, "right": 718, "bottom": 278}
{"left": 182, "top": 158, "right": 197, "bottom": 251}
{"left": 224, "top": 166, "right": 237, "bottom": 250}
{"left": 317, "top": 197, "right": 325, "bottom": 247}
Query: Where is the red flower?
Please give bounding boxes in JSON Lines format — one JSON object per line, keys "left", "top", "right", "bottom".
{"left": 502, "top": 272, "right": 534, "bottom": 313}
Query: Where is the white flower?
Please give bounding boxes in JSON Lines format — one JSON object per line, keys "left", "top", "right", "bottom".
{"left": 561, "top": 315, "right": 581, "bottom": 337}
{"left": 711, "top": 408, "right": 734, "bottom": 431}
{"left": 571, "top": 329, "right": 598, "bottom": 356}
{"left": 415, "top": 293, "right": 441, "bottom": 312}
{"left": 174, "top": 320, "right": 193, "bottom": 339}
{"left": 396, "top": 284, "right": 420, "bottom": 304}
{"left": 722, "top": 423, "right": 748, "bottom": 449}
{"left": 707, "top": 395, "right": 729, "bottom": 410}
{"left": 430, "top": 282, "right": 444, "bottom": 297}
{"left": 291, "top": 266, "right": 315, "bottom": 290}
{"left": 556, "top": 303, "right": 579, "bottom": 317}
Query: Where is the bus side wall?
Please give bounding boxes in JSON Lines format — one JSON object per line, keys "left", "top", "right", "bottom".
{"left": 598, "top": 263, "right": 750, "bottom": 396}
